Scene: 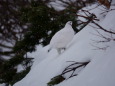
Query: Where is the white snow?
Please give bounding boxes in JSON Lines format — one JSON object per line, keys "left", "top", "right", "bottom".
{"left": 14, "top": 4, "right": 115, "bottom": 86}
{"left": 0, "top": 84, "right": 5, "bottom": 86}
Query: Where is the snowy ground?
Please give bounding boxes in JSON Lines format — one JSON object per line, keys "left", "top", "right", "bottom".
{"left": 13, "top": 4, "right": 115, "bottom": 86}
{"left": 0, "top": 84, "right": 5, "bottom": 86}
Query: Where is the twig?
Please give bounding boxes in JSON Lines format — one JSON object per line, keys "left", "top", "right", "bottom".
{"left": 92, "top": 21, "right": 115, "bottom": 34}
{"left": 90, "top": 43, "right": 109, "bottom": 50}
{"left": 61, "top": 61, "right": 89, "bottom": 79}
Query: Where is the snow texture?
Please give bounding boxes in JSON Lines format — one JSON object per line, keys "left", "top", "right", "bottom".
{"left": 49, "top": 21, "right": 75, "bottom": 54}
{"left": 0, "top": 84, "right": 5, "bottom": 86}
{"left": 14, "top": 4, "right": 115, "bottom": 86}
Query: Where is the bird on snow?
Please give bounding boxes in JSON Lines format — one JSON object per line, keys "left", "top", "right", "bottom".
{"left": 48, "top": 21, "right": 75, "bottom": 54}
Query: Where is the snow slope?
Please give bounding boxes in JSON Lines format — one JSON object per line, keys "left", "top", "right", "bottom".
{"left": 0, "top": 84, "right": 5, "bottom": 86}
{"left": 14, "top": 4, "right": 115, "bottom": 86}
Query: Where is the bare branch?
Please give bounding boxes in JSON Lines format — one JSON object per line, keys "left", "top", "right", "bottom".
{"left": 92, "top": 21, "right": 115, "bottom": 34}
{"left": 90, "top": 43, "right": 109, "bottom": 50}
{"left": 0, "top": 43, "right": 13, "bottom": 49}
{"left": 61, "top": 61, "right": 89, "bottom": 79}
{"left": 0, "top": 51, "right": 14, "bottom": 55}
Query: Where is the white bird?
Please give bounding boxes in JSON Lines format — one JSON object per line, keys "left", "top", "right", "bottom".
{"left": 48, "top": 21, "right": 75, "bottom": 54}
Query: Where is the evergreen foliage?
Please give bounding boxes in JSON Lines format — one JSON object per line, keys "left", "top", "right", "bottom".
{"left": 14, "top": 1, "right": 78, "bottom": 53}
{"left": 0, "top": 54, "right": 33, "bottom": 86}
{"left": 10, "top": 67, "right": 31, "bottom": 86}
{"left": 47, "top": 75, "right": 65, "bottom": 86}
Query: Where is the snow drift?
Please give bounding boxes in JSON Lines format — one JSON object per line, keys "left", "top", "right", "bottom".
{"left": 14, "top": 4, "right": 115, "bottom": 86}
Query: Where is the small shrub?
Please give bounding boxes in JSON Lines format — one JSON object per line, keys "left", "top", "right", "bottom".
{"left": 47, "top": 75, "right": 65, "bottom": 86}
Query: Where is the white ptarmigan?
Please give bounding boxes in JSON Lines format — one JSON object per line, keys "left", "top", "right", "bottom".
{"left": 48, "top": 21, "right": 75, "bottom": 54}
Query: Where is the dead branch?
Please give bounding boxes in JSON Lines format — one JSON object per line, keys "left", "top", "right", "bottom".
{"left": 98, "top": 0, "right": 110, "bottom": 8}
{"left": 0, "top": 43, "right": 13, "bottom": 49}
{"left": 90, "top": 43, "right": 109, "bottom": 50}
{"left": 61, "top": 61, "right": 89, "bottom": 79}
{"left": 0, "top": 51, "right": 14, "bottom": 55}
{"left": 92, "top": 21, "right": 115, "bottom": 34}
